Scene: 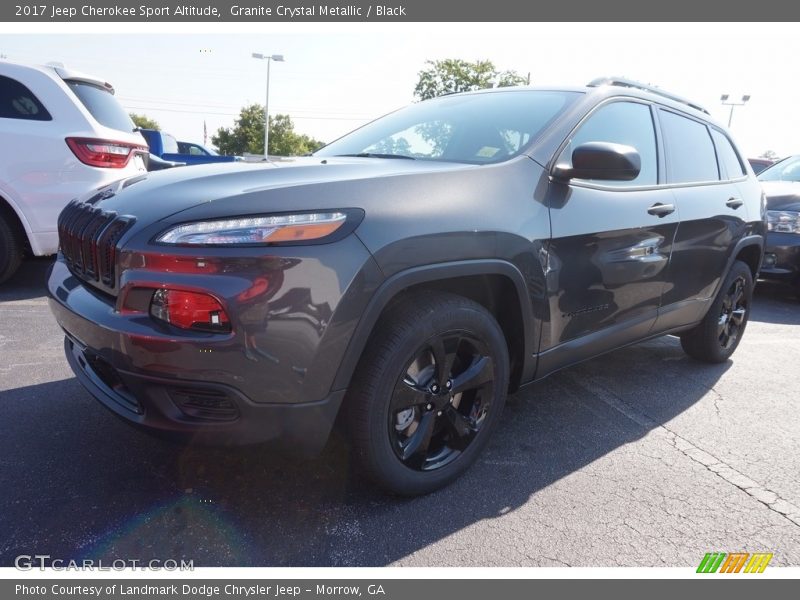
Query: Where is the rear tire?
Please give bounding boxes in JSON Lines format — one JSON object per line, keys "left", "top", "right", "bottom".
{"left": 346, "top": 291, "right": 509, "bottom": 496}
{"left": 680, "top": 260, "right": 753, "bottom": 363}
{"left": 0, "top": 213, "right": 24, "bottom": 284}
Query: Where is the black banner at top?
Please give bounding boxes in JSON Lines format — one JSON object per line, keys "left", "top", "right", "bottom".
{"left": 2, "top": 0, "right": 798, "bottom": 22}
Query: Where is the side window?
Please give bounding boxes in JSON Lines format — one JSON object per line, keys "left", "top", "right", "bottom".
{"left": 660, "top": 110, "right": 719, "bottom": 183}
{"left": 711, "top": 129, "right": 746, "bottom": 179}
{"left": 0, "top": 75, "right": 52, "bottom": 121}
{"left": 559, "top": 101, "right": 658, "bottom": 187}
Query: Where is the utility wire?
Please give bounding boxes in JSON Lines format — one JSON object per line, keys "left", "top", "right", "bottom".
{"left": 120, "top": 96, "right": 380, "bottom": 117}
{"left": 123, "top": 105, "right": 370, "bottom": 121}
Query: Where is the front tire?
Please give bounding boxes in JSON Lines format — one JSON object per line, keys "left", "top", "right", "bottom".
{"left": 0, "top": 213, "right": 24, "bottom": 285}
{"left": 680, "top": 260, "right": 753, "bottom": 363}
{"left": 346, "top": 291, "right": 510, "bottom": 496}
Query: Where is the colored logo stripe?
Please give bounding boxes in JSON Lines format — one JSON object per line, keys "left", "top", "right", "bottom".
{"left": 720, "top": 553, "right": 749, "bottom": 573}
{"left": 697, "top": 552, "right": 726, "bottom": 573}
{"left": 744, "top": 553, "right": 773, "bottom": 573}
{"left": 697, "top": 552, "right": 773, "bottom": 573}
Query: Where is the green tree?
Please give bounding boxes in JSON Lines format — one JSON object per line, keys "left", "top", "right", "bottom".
{"left": 759, "top": 150, "right": 779, "bottom": 161}
{"left": 414, "top": 59, "right": 528, "bottom": 101}
{"left": 212, "top": 104, "right": 324, "bottom": 156}
{"left": 129, "top": 113, "right": 160, "bottom": 130}
{"left": 269, "top": 114, "right": 325, "bottom": 156}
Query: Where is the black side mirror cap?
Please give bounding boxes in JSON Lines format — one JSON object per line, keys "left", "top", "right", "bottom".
{"left": 553, "top": 141, "right": 641, "bottom": 182}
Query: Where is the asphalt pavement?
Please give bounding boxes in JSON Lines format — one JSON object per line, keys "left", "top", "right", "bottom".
{"left": 1, "top": 257, "right": 799, "bottom": 567}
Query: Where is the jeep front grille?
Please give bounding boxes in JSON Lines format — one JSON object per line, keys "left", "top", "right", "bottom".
{"left": 57, "top": 201, "right": 134, "bottom": 292}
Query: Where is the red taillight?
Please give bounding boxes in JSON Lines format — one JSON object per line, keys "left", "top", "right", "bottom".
{"left": 65, "top": 137, "right": 144, "bottom": 168}
{"left": 150, "top": 289, "right": 231, "bottom": 333}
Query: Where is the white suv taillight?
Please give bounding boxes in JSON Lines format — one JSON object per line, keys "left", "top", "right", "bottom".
{"left": 65, "top": 137, "right": 145, "bottom": 168}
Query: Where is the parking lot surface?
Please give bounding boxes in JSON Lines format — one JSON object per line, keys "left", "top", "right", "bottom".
{"left": 1, "top": 258, "right": 799, "bottom": 567}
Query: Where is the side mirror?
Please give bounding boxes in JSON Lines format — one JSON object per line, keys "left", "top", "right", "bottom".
{"left": 553, "top": 141, "right": 641, "bottom": 182}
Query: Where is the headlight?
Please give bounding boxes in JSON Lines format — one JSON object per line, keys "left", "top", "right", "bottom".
{"left": 766, "top": 210, "right": 800, "bottom": 234}
{"left": 156, "top": 212, "right": 348, "bottom": 245}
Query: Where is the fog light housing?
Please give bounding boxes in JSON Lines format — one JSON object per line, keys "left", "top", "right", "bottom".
{"left": 150, "top": 288, "right": 231, "bottom": 333}
{"left": 762, "top": 253, "right": 777, "bottom": 268}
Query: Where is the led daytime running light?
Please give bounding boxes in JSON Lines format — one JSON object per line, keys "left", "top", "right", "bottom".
{"left": 157, "top": 212, "right": 347, "bottom": 245}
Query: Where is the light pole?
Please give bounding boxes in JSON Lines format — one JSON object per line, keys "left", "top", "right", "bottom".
{"left": 720, "top": 94, "right": 750, "bottom": 128}
{"left": 252, "top": 52, "right": 285, "bottom": 160}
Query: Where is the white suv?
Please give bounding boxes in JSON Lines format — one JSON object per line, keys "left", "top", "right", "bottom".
{"left": 0, "top": 60, "right": 148, "bottom": 283}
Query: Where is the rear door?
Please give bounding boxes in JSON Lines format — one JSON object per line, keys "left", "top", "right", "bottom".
{"left": 544, "top": 99, "right": 679, "bottom": 360}
{"left": 655, "top": 109, "right": 749, "bottom": 327}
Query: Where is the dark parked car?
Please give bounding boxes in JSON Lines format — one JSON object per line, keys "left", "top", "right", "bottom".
{"left": 48, "top": 78, "right": 765, "bottom": 495}
{"left": 757, "top": 155, "right": 800, "bottom": 296}
{"left": 748, "top": 158, "right": 774, "bottom": 175}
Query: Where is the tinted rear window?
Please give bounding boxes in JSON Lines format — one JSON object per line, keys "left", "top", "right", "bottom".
{"left": 0, "top": 75, "right": 51, "bottom": 121}
{"left": 660, "top": 110, "right": 719, "bottom": 183}
{"left": 66, "top": 81, "right": 133, "bottom": 132}
{"left": 711, "top": 129, "right": 746, "bottom": 179}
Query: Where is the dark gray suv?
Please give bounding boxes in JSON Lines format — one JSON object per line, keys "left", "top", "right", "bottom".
{"left": 48, "top": 78, "right": 765, "bottom": 495}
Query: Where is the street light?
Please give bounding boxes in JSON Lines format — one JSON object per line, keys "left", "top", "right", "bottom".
{"left": 720, "top": 94, "right": 750, "bottom": 128}
{"left": 252, "top": 52, "right": 285, "bottom": 160}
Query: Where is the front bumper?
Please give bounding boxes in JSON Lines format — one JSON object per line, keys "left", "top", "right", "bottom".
{"left": 46, "top": 249, "right": 374, "bottom": 448}
{"left": 64, "top": 335, "right": 345, "bottom": 453}
{"left": 61, "top": 334, "right": 344, "bottom": 448}
{"left": 760, "top": 232, "right": 800, "bottom": 285}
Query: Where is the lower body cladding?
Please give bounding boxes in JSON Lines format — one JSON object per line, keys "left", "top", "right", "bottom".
{"left": 46, "top": 237, "right": 380, "bottom": 449}
{"left": 760, "top": 232, "right": 800, "bottom": 289}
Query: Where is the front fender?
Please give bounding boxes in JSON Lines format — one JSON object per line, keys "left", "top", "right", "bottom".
{"left": 330, "top": 259, "right": 541, "bottom": 393}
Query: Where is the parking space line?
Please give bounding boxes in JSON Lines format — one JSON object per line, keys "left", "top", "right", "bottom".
{"left": 569, "top": 372, "right": 800, "bottom": 528}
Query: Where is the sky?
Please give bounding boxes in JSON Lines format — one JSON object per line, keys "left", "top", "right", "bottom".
{"left": 0, "top": 23, "right": 798, "bottom": 158}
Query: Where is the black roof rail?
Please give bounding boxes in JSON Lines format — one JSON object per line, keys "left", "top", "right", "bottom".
{"left": 587, "top": 77, "right": 709, "bottom": 115}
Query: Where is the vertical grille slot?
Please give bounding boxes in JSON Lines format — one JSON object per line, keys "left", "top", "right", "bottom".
{"left": 67, "top": 206, "right": 96, "bottom": 270}
{"left": 96, "top": 219, "right": 131, "bottom": 287}
{"left": 81, "top": 213, "right": 115, "bottom": 280}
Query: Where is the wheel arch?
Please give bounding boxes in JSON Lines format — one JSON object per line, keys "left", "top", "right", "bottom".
{"left": 0, "top": 192, "right": 32, "bottom": 254}
{"left": 733, "top": 237, "right": 764, "bottom": 280}
{"left": 332, "top": 260, "right": 538, "bottom": 394}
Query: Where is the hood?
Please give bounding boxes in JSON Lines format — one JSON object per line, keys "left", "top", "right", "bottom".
{"left": 86, "top": 157, "right": 474, "bottom": 223}
{"left": 760, "top": 180, "right": 800, "bottom": 212}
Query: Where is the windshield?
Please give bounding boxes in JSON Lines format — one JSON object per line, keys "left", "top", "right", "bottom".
{"left": 758, "top": 156, "right": 800, "bottom": 182}
{"left": 66, "top": 81, "right": 134, "bottom": 133}
{"left": 315, "top": 90, "right": 580, "bottom": 164}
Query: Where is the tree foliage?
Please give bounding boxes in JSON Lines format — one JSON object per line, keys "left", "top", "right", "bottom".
{"left": 212, "top": 104, "right": 324, "bottom": 156}
{"left": 759, "top": 150, "right": 779, "bottom": 161}
{"left": 414, "top": 59, "right": 528, "bottom": 101}
{"left": 129, "top": 113, "right": 160, "bottom": 130}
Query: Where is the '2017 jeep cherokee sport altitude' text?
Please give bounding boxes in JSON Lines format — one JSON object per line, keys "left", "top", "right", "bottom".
{"left": 48, "top": 78, "right": 765, "bottom": 495}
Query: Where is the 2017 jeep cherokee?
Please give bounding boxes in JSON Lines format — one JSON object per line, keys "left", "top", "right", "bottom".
{"left": 48, "top": 78, "right": 765, "bottom": 495}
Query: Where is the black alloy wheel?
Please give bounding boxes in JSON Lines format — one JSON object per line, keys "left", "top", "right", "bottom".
{"left": 389, "top": 333, "right": 495, "bottom": 472}
{"left": 717, "top": 275, "right": 748, "bottom": 350}
{"left": 346, "top": 291, "right": 510, "bottom": 496}
{"left": 680, "top": 260, "right": 753, "bottom": 363}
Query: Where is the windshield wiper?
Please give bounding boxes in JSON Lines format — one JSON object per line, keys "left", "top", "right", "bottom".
{"left": 335, "top": 152, "right": 415, "bottom": 160}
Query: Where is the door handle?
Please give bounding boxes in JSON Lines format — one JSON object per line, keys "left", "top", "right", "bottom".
{"left": 726, "top": 197, "right": 743, "bottom": 209}
{"left": 647, "top": 203, "right": 675, "bottom": 217}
